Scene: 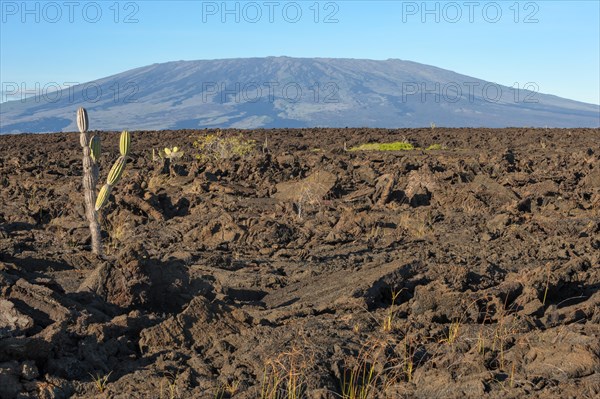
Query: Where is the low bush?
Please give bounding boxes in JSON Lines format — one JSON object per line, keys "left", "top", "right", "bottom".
{"left": 193, "top": 131, "right": 256, "bottom": 161}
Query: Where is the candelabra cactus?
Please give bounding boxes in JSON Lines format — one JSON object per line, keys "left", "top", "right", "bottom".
{"left": 77, "top": 107, "right": 131, "bottom": 255}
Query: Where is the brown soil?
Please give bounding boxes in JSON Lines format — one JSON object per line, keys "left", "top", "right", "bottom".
{"left": 0, "top": 127, "right": 599, "bottom": 399}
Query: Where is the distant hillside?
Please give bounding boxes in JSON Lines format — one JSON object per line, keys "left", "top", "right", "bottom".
{"left": 1, "top": 57, "right": 598, "bottom": 133}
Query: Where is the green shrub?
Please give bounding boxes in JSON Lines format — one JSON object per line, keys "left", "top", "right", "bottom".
{"left": 349, "top": 141, "right": 414, "bottom": 152}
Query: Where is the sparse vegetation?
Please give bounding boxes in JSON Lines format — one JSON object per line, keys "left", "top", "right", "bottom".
{"left": 101, "top": 214, "right": 133, "bottom": 254}
{"left": 402, "top": 336, "right": 415, "bottom": 383}
{"left": 542, "top": 262, "right": 552, "bottom": 305}
{"left": 214, "top": 380, "right": 241, "bottom": 399}
{"left": 382, "top": 289, "right": 402, "bottom": 332}
{"left": 442, "top": 319, "right": 461, "bottom": 345}
{"left": 341, "top": 361, "right": 376, "bottom": 399}
{"left": 349, "top": 141, "right": 414, "bottom": 151}
{"left": 260, "top": 348, "right": 308, "bottom": 399}
{"left": 162, "top": 146, "right": 184, "bottom": 160}
{"left": 340, "top": 339, "right": 388, "bottom": 399}
{"left": 294, "top": 183, "right": 323, "bottom": 219}
{"left": 425, "top": 143, "right": 444, "bottom": 150}
{"left": 160, "top": 372, "right": 180, "bottom": 399}
{"left": 89, "top": 371, "right": 112, "bottom": 393}
{"left": 349, "top": 141, "right": 445, "bottom": 152}
{"left": 193, "top": 130, "right": 256, "bottom": 161}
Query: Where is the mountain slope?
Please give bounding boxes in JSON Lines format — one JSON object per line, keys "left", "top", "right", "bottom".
{"left": 1, "top": 57, "right": 598, "bottom": 133}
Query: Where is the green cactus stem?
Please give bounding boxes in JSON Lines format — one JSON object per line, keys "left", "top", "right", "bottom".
{"left": 106, "top": 156, "right": 127, "bottom": 186}
{"left": 90, "top": 135, "right": 101, "bottom": 163}
{"left": 95, "top": 184, "right": 113, "bottom": 211}
{"left": 120, "top": 130, "right": 131, "bottom": 156}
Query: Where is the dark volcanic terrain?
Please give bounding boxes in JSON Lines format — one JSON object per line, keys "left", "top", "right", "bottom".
{"left": 0, "top": 127, "right": 599, "bottom": 398}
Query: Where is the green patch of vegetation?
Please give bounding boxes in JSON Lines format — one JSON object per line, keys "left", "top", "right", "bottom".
{"left": 349, "top": 141, "right": 447, "bottom": 152}
{"left": 425, "top": 144, "right": 444, "bottom": 150}
{"left": 349, "top": 141, "right": 414, "bottom": 152}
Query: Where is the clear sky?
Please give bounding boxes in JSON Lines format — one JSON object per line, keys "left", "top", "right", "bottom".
{"left": 1, "top": 0, "right": 599, "bottom": 104}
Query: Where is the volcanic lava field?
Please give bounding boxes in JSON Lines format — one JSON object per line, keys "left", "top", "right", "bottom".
{"left": 0, "top": 127, "right": 599, "bottom": 398}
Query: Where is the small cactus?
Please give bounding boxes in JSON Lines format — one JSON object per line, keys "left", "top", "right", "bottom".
{"left": 163, "top": 146, "right": 183, "bottom": 159}
{"left": 77, "top": 108, "right": 132, "bottom": 254}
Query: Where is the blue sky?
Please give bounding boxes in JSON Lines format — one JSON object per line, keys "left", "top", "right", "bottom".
{"left": 1, "top": 0, "right": 599, "bottom": 104}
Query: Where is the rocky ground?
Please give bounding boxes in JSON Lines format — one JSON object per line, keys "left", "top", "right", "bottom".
{"left": 0, "top": 127, "right": 599, "bottom": 398}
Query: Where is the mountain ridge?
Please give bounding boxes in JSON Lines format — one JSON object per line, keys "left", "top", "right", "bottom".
{"left": 1, "top": 57, "right": 598, "bottom": 133}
